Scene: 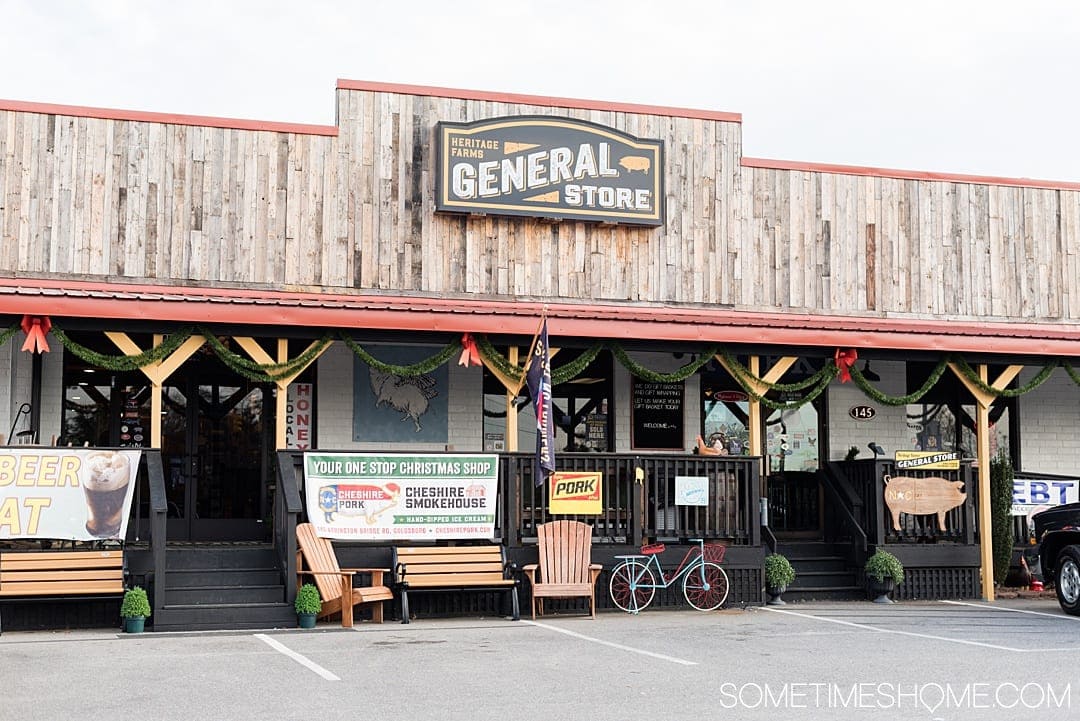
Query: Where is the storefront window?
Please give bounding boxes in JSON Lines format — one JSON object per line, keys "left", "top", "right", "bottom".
{"left": 482, "top": 348, "right": 613, "bottom": 452}
{"left": 701, "top": 375, "right": 750, "bottom": 455}
{"left": 905, "top": 362, "right": 1013, "bottom": 460}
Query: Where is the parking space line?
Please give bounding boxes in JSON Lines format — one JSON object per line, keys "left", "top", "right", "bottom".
{"left": 254, "top": 634, "right": 340, "bottom": 680}
{"left": 523, "top": 621, "right": 697, "bottom": 666}
{"left": 941, "top": 599, "right": 1080, "bottom": 621}
{"left": 761, "top": 607, "right": 1026, "bottom": 652}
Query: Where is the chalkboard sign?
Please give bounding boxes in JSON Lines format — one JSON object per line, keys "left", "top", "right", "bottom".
{"left": 631, "top": 378, "right": 684, "bottom": 450}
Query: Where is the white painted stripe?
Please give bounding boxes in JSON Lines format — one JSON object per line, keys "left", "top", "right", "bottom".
{"left": 760, "top": 607, "right": 1026, "bottom": 652}
{"left": 941, "top": 599, "right": 1080, "bottom": 621}
{"left": 255, "top": 633, "right": 341, "bottom": 680}
{"left": 524, "top": 620, "right": 697, "bottom": 666}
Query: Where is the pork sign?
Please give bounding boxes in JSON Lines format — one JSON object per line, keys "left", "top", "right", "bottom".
{"left": 436, "top": 116, "right": 664, "bottom": 226}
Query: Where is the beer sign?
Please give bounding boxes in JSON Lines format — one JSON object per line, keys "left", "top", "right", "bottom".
{"left": 0, "top": 449, "right": 141, "bottom": 541}
{"left": 436, "top": 116, "right": 664, "bottom": 226}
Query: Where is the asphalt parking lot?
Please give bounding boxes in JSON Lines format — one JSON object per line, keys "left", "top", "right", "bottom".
{"left": 3, "top": 599, "right": 1079, "bottom": 721}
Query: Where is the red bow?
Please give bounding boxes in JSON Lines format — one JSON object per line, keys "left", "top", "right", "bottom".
{"left": 834, "top": 348, "right": 858, "bottom": 383}
{"left": 20, "top": 315, "right": 51, "bottom": 353}
{"left": 458, "top": 333, "right": 482, "bottom": 367}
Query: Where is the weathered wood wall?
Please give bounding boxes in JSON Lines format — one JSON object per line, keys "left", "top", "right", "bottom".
{"left": 2, "top": 87, "right": 1079, "bottom": 322}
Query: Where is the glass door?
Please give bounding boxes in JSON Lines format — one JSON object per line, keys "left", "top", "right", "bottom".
{"left": 162, "top": 360, "right": 273, "bottom": 541}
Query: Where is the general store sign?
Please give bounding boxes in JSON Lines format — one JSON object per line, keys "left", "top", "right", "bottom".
{"left": 0, "top": 448, "right": 141, "bottom": 541}
{"left": 436, "top": 116, "right": 664, "bottom": 226}
{"left": 304, "top": 453, "right": 498, "bottom": 540}
{"left": 894, "top": 450, "right": 960, "bottom": 471}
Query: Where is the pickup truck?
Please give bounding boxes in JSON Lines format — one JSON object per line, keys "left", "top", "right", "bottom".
{"left": 1033, "top": 502, "right": 1080, "bottom": 615}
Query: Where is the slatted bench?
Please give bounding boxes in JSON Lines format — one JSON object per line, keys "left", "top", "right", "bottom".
{"left": 0, "top": 550, "right": 126, "bottom": 634}
{"left": 392, "top": 545, "right": 519, "bottom": 624}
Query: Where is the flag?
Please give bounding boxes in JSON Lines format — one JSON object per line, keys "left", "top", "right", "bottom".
{"left": 525, "top": 318, "right": 555, "bottom": 487}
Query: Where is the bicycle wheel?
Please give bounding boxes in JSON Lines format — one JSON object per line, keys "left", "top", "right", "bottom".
{"left": 609, "top": 560, "right": 656, "bottom": 613}
{"left": 682, "top": 561, "right": 729, "bottom": 611}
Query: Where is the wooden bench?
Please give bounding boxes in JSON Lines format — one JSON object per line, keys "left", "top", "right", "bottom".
{"left": 392, "top": 545, "right": 519, "bottom": 624}
{"left": 0, "top": 550, "right": 126, "bottom": 634}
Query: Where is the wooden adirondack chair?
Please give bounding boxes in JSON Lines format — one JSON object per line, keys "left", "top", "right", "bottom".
{"left": 522, "top": 520, "right": 602, "bottom": 619}
{"left": 295, "top": 523, "right": 393, "bottom": 627}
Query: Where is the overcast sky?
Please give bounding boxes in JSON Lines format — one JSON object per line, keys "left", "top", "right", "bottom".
{"left": 2, "top": 0, "right": 1077, "bottom": 181}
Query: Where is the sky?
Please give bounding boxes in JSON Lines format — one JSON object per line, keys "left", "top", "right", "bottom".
{"left": 1, "top": 0, "right": 1078, "bottom": 181}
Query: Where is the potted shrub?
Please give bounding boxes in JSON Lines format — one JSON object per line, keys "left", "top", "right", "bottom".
{"left": 864, "top": 549, "right": 904, "bottom": 603}
{"left": 764, "top": 553, "right": 796, "bottom": 606}
{"left": 295, "top": 583, "right": 322, "bottom": 628}
{"left": 120, "top": 586, "right": 151, "bottom": 633}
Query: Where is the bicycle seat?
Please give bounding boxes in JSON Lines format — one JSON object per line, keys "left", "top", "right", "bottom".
{"left": 640, "top": 543, "right": 666, "bottom": 555}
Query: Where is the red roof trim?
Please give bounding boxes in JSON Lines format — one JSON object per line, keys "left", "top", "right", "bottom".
{"left": 0, "top": 99, "right": 339, "bottom": 136}
{"left": 742, "top": 157, "right": 1080, "bottom": 192}
{"left": 335, "top": 79, "right": 743, "bottom": 123}
{"left": 1, "top": 277, "right": 1077, "bottom": 357}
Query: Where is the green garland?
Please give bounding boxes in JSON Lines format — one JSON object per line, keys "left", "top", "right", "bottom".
{"left": 51, "top": 325, "right": 197, "bottom": 371}
{"left": 610, "top": 343, "right": 719, "bottom": 383}
{"left": 340, "top": 334, "right": 459, "bottom": 377}
{"left": 849, "top": 358, "right": 949, "bottom": 406}
{"left": 718, "top": 350, "right": 837, "bottom": 392}
{"left": 551, "top": 343, "right": 605, "bottom": 386}
{"left": 950, "top": 357, "right": 1059, "bottom": 398}
{"left": 200, "top": 331, "right": 334, "bottom": 383}
{"left": 475, "top": 335, "right": 524, "bottom": 383}
{"left": 0, "top": 323, "right": 19, "bottom": 348}
{"left": 1066, "top": 363, "right": 1080, "bottom": 386}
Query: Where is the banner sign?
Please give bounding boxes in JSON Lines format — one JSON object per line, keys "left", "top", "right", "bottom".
{"left": 0, "top": 449, "right": 141, "bottom": 541}
{"left": 549, "top": 471, "right": 602, "bottom": 515}
{"left": 1013, "top": 476, "right": 1080, "bottom": 516}
{"left": 286, "top": 383, "right": 314, "bottom": 450}
{"left": 675, "top": 476, "right": 709, "bottom": 506}
{"left": 304, "top": 453, "right": 498, "bottom": 540}
{"left": 436, "top": 116, "right": 664, "bottom": 226}
{"left": 894, "top": 450, "right": 960, "bottom": 471}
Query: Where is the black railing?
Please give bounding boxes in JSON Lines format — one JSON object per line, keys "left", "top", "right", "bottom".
{"left": 501, "top": 452, "right": 760, "bottom": 546}
{"left": 833, "top": 459, "right": 976, "bottom": 545}
{"left": 274, "top": 452, "right": 304, "bottom": 607}
{"left": 819, "top": 465, "right": 868, "bottom": 566}
{"left": 144, "top": 450, "right": 167, "bottom": 617}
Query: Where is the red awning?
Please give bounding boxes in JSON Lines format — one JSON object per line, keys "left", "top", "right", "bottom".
{"left": 1, "top": 276, "right": 1078, "bottom": 356}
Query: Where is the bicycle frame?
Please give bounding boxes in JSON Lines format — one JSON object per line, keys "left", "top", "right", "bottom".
{"left": 610, "top": 538, "right": 729, "bottom": 613}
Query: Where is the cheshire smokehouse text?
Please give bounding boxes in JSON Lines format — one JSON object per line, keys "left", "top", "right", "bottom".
{"left": 404, "top": 486, "right": 485, "bottom": 510}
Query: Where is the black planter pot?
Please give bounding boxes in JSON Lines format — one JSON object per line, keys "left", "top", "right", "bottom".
{"left": 766, "top": 585, "right": 787, "bottom": 605}
{"left": 867, "top": 577, "right": 896, "bottom": 604}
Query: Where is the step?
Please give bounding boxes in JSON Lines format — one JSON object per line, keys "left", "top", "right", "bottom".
{"left": 789, "top": 570, "right": 859, "bottom": 589}
{"left": 161, "top": 547, "right": 278, "bottom": 570}
{"left": 164, "top": 568, "right": 282, "bottom": 588}
{"left": 163, "top": 584, "right": 285, "bottom": 605}
{"left": 775, "top": 542, "right": 853, "bottom": 559}
{"left": 151, "top": 602, "right": 298, "bottom": 632}
{"left": 786, "top": 555, "right": 849, "bottom": 573}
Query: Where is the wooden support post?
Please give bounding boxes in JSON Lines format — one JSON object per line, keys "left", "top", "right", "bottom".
{"left": 233, "top": 337, "right": 331, "bottom": 450}
{"left": 106, "top": 331, "right": 207, "bottom": 449}
{"left": 506, "top": 347, "right": 519, "bottom": 452}
{"left": 947, "top": 362, "right": 1023, "bottom": 602}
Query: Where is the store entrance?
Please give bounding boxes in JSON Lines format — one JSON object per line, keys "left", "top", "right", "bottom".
{"left": 162, "top": 355, "right": 274, "bottom": 542}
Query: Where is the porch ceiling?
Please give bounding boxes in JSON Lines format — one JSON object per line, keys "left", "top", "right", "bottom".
{"left": 2, "top": 276, "right": 1079, "bottom": 357}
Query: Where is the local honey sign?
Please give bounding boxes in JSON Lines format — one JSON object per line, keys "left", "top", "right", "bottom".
{"left": 436, "top": 116, "right": 664, "bottom": 226}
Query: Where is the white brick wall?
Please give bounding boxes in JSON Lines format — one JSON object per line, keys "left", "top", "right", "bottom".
{"left": 316, "top": 342, "right": 481, "bottom": 451}
{"left": 0, "top": 342, "right": 64, "bottom": 445}
{"left": 827, "top": 360, "right": 912, "bottom": 461}
{"left": 1018, "top": 368, "right": 1080, "bottom": 474}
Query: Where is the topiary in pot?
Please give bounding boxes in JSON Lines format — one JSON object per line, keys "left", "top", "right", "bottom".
{"left": 864, "top": 549, "right": 904, "bottom": 603}
{"left": 120, "top": 586, "right": 151, "bottom": 633}
{"left": 764, "top": 553, "right": 796, "bottom": 605}
{"left": 295, "top": 583, "right": 322, "bottom": 629}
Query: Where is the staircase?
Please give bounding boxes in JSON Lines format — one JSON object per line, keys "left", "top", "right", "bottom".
{"left": 775, "top": 541, "right": 864, "bottom": 602}
{"left": 151, "top": 546, "right": 297, "bottom": 631}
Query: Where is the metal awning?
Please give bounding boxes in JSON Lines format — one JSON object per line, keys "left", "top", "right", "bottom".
{"left": 2, "top": 276, "right": 1078, "bottom": 356}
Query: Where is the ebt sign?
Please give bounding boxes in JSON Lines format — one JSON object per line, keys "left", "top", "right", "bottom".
{"left": 1012, "top": 476, "right": 1080, "bottom": 516}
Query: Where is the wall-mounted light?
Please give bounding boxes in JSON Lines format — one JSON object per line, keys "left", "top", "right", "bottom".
{"left": 868, "top": 442, "right": 885, "bottom": 458}
{"left": 862, "top": 361, "right": 881, "bottom": 382}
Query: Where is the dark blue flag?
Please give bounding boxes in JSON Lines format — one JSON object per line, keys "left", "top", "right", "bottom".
{"left": 525, "top": 319, "right": 555, "bottom": 487}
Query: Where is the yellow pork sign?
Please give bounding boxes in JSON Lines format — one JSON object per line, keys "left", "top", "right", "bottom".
{"left": 548, "top": 471, "right": 602, "bottom": 515}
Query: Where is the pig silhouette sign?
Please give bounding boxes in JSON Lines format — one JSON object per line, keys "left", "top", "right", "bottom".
{"left": 883, "top": 475, "right": 967, "bottom": 531}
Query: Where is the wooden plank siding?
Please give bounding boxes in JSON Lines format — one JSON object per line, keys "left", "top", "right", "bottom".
{"left": 2, "top": 87, "right": 1080, "bottom": 325}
